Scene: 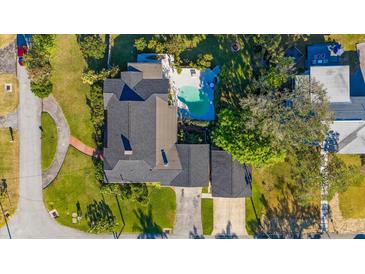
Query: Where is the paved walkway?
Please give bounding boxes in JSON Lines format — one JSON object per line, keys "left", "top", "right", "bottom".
{"left": 70, "top": 136, "right": 99, "bottom": 157}
{"left": 0, "top": 109, "right": 18, "bottom": 129}
{"left": 42, "top": 95, "right": 70, "bottom": 188}
{"left": 0, "top": 64, "right": 112, "bottom": 239}
{"left": 212, "top": 197, "right": 247, "bottom": 237}
{"left": 173, "top": 187, "right": 203, "bottom": 238}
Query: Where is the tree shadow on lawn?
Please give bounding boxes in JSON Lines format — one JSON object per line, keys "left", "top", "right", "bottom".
{"left": 133, "top": 205, "right": 167, "bottom": 239}
{"left": 111, "top": 34, "right": 153, "bottom": 71}
{"left": 85, "top": 199, "right": 117, "bottom": 233}
{"left": 257, "top": 183, "right": 320, "bottom": 239}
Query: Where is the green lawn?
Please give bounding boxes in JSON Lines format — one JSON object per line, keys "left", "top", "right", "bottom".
{"left": 245, "top": 159, "right": 320, "bottom": 236}
{"left": 0, "top": 129, "right": 19, "bottom": 228}
{"left": 245, "top": 182, "right": 265, "bottom": 235}
{"left": 51, "top": 34, "right": 95, "bottom": 147}
{"left": 338, "top": 154, "right": 365, "bottom": 219}
{"left": 0, "top": 73, "right": 18, "bottom": 116}
{"left": 111, "top": 34, "right": 152, "bottom": 71}
{"left": 201, "top": 198, "right": 213, "bottom": 235}
{"left": 43, "top": 147, "right": 176, "bottom": 233}
{"left": 325, "top": 35, "right": 365, "bottom": 51}
{"left": 41, "top": 112, "right": 57, "bottom": 171}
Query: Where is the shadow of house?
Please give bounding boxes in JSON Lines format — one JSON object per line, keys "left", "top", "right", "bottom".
{"left": 133, "top": 206, "right": 167, "bottom": 239}
{"left": 215, "top": 221, "right": 238, "bottom": 239}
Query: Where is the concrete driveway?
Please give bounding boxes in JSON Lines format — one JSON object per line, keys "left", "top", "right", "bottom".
{"left": 0, "top": 65, "right": 112, "bottom": 239}
{"left": 212, "top": 197, "right": 247, "bottom": 237}
{"left": 173, "top": 187, "right": 203, "bottom": 237}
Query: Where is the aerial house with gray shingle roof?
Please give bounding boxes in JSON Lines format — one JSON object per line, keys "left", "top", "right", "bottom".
{"left": 211, "top": 150, "right": 252, "bottom": 198}
{"left": 103, "top": 62, "right": 210, "bottom": 187}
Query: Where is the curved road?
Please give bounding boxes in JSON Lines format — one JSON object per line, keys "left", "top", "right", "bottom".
{"left": 0, "top": 65, "right": 112, "bottom": 239}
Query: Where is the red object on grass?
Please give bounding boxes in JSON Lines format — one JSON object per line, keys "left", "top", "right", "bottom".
{"left": 17, "top": 46, "right": 25, "bottom": 57}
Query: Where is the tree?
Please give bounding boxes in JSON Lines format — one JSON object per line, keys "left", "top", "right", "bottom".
{"left": 289, "top": 147, "right": 362, "bottom": 205}
{"left": 79, "top": 35, "right": 106, "bottom": 60}
{"left": 212, "top": 108, "right": 285, "bottom": 167}
{"left": 25, "top": 34, "right": 56, "bottom": 98}
{"left": 31, "top": 34, "right": 56, "bottom": 55}
{"left": 141, "top": 35, "right": 206, "bottom": 66}
{"left": 239, "top": 78, "right": 334, "bottom": 154}
{"left": 195, "top": 53, "right": 213, "bottom": 69}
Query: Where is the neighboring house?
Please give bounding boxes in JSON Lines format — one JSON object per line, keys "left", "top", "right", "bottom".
{"left": 103, "top": 61, "right": 252, "bottom": 198}
{"left": 306, "top": 43, "right": 365, "bottom": 154}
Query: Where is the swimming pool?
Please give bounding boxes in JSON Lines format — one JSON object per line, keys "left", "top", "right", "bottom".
{"left": 177, "top": 85, "right": 214, "bottom": 120}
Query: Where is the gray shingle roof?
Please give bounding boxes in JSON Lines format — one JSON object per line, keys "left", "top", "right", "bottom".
{"left": 211, "top": 150, "right": 252, "bottom": 198}
{"left": 170, "top": 144, "right": 210, "bottom": 187}
{"left": 103, "top": 69, "right": 169, "bottom": 102}
{"left": 330, "top": 97, "right": 365, "bottom": 120}
{"left": 103, "top": 66, "right": 210, "bottom": 186}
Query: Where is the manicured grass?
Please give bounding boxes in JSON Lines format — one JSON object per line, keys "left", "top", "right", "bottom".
{"left": 41, "top": 112, "right": 58, "bottom": 171}
{"left": 338, "top": 154, "right": 365, "bottom": 219}
{"left": 0, "top": 74, "right": 18, "bottom": 116}
{"left": 201, "top": 198, "right": 213, "bottom": 235}
{"left": 0, "top": 129, "right": 19, "bottom": 228}
{"left": 51, "top": 35, "right": 95, "bottom": 147}
{"left": 43, "top": 146, "right": 176, "bottom": 233}
{"left": 0, "top": 35, "right": 15, "bottom": 49}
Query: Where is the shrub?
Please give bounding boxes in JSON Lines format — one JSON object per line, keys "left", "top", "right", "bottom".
{"left": 82, "top": 66, "right": 119, "bottom": 85}
{"left": 30, "top": 79, "right": 53, "bottom": 98}
{"left": 196, "top": 53, "right": 213, "bottom": 69}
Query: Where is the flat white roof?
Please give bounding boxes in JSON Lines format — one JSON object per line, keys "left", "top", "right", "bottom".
{"left": 310, "top": 65, "right": 350, "bottom": 103}
{"left": 331, "top": 120, "right": 365, "bottom": 154}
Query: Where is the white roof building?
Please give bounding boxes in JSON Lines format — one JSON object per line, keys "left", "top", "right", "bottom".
{"left": 308, "top": 63, "right": 365, "bottom": 154}
{"left": 310, "top": 65, "right": 351, "bottom": 103}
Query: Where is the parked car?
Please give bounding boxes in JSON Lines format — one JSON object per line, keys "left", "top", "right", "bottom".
{"left": 17, "top": 46, "right": 27, "bottom": 66}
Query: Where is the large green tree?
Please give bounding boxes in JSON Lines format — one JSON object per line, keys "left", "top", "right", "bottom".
{"left": 212, "top": 108, "right": 285, "bottom": 167}
{"left": 79, "top": 35, "right": 106, "bottom": 60}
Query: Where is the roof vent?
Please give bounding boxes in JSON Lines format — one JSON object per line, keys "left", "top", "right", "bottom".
{"left": 121, "top": 135, "right": 133, "bottom": 155}
{"left": 161, "top": 149, "right": 168, "bottom": 166}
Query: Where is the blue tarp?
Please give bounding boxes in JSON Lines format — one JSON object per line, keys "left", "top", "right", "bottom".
{"left": 16, "top": 34, "right": 32, "bottom": 47}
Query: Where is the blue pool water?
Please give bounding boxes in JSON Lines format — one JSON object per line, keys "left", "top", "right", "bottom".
{"left": 177, "top": 85, "right": 215, "bottom": 121}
